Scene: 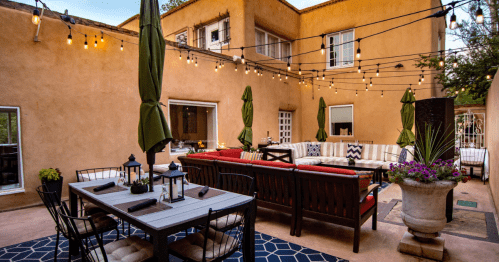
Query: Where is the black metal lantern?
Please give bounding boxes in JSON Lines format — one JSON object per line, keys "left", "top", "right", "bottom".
{"left": 123, "top": 154, "right": 142, "bottom": 186}
{"left": 161, "top": 162, "right": 185, "bottom": 203}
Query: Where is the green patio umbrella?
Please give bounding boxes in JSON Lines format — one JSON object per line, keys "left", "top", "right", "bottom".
{"left": 237, "top": 86, "right": 253, "bottom": 151}
{"left": 316, "top": 97, "right": 328, "bottom": 142}
{"left": 138, "top": 0, "right": 172, "bottom": 191}
{"left": 396, "top": 89, "right": 416, "bottom": 148}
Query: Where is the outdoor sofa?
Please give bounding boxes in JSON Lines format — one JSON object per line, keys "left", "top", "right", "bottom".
{"left": 177, "top": 148, "right": 379, "bottom": 253}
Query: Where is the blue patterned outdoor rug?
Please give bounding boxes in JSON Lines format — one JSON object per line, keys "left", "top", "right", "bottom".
{"left": 370, "top": 181, "right": 391, "bottom": 196}
{"left": 0, "top": 222, "right": 347, "bottom": 262}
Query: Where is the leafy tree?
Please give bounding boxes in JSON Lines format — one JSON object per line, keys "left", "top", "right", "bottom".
{"left": 416, "top": 0, "right": 498, "bottom": 102}
{"left": 161, "top": 0, "right": 188, "bottom": 13}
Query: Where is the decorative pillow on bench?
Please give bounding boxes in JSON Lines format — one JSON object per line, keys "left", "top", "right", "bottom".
{"left": 240, "top": 151, "right": 263, "bottom": 161}
{"left": 306, "top": 144, "right": 321, "bottom": 157}
{"left": 346, "top": 144, "right": 363, "bottom": 159}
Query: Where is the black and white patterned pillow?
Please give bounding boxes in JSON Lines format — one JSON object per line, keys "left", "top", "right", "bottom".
{"left": 346, "top": 144, "right": 363, "bottom": 159}
{"left": 398, "top": 148, "right": 408, "bottom": 163}
{"left": 306, "top": 144, "right": 321, "bottom": 157}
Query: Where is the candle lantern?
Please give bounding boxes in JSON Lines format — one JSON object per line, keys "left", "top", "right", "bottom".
{"left": 123, "top": 154, "right": 142, "bottom": 186}
{"left": 161, "top": 161, "right": 185, "bottom": 203}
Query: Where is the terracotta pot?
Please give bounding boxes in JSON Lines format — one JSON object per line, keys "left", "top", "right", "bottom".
{"left": 399, "top": 178, "right": 457, "bottom": 240}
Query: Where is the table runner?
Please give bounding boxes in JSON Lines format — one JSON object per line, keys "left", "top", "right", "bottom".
{"left": 184, "top": 187, "right": 226, "bottom": 200}
{"left": 82, "top": 185, "right": 128, "bottom": 195}
{"left": 114, "top": 198, "right": 172, "bottom": 216}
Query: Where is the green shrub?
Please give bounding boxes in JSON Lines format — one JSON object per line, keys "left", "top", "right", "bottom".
{"left": 38, "top": 168, "right": 61, "bottom": 182}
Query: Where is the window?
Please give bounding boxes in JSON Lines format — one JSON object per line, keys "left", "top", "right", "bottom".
{"left": 329, "top": 105, "right": 354, "bottom": 136}
{"left": 0, "top": 106, "right": 24, "bottom": 194}
{"left": 176, "top": 31, "right": 187, "bottom": 45}
{"left": 327, "top": 30, "right": 354, "bottom": 69}
{"left": 279, "top": 111, "right": 292, "bottom": 144}
{"left": 255, "top": 28, "right": 291, "bottom": 62}
{"left": 196, "top": 18, "right": 230, "bottom": 53}
{"left": 168, "top": 100, "right": 217, "bottom": 154}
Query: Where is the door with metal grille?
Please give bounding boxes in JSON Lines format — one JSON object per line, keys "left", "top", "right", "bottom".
{"left": 279, "top": 111, "right": 292, "bottom": 144}
{"left": 455, "top": 110, "right": 485, "bottom": 149}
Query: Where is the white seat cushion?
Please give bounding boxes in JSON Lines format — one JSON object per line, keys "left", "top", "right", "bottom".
{"left": 295, "top": 158, "right": 322, "bottom": 166}
{"left": 90, "top": 236, "right": 153, "bottom": 262}
{"left": 321, "top": 142, "right": 335, "bottom": 157}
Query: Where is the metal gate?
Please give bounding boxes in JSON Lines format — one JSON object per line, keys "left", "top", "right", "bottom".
{"left": 455, "top": 110, "right": 485, "bottom": 149}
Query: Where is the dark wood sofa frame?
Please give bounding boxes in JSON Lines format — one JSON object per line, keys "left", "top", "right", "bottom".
{"left": 179, "top": 156, "right": 378, "bottom": 252}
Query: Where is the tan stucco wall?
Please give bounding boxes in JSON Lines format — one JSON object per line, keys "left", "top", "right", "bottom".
{"left": 120, "top": 17, "right": 140, "bottom": 33}
{"left": 297, "top": 0, "right": 445, "bottom": 144}
{"left": 0, "top": 6, "right": 301, "bottom": 211}
{"left": 486, "top": 71, "right": 499, "bottom": 215}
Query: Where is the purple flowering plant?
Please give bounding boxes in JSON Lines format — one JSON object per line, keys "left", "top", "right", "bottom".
{"left": 389, "top": 123, "right": 471, "bottom": 183}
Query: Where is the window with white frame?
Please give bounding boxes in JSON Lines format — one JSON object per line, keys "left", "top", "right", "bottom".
{"left": 0, "top": 106, "right": 24, "bottom": 194}
{"left": 196, "top": 18, "right": 230, "bottom": 53}
{"left": 176, "top": 31, "right": 188, "bottom": 45}
{"left": 255, "top": 28, "right": 292, "bottom": 62}
{"left": 327, "top": 30, "right": 354, "bottom": 69}
{"left": 329, "top": 105, "right": 354, "bottom": 136}
{"left": 168, "top": 100, "right": 217, "bottom": 154}
{"left": 279, "top": 111, "right": 292, "bottom": 144}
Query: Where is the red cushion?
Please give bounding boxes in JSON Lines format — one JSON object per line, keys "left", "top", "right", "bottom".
{"left": 219, "top": 149, "right": 243, "bottom": 158}
{"left": 360, "top": 195, "right": 375, "bottom": 214}
{"left": 250, "top": 160, "right": 296, "bottom": 169}
{"left": 204, "top": 151, "right": 221, "bottom": 157}
{"left": 216, "top": 156, "right": 251, "bottom": 164}
{"left": 188, "top": 153, "right": 218, "bottom": 160}
{"left": 297, "top": 165, "right": 356, "bottom": 175}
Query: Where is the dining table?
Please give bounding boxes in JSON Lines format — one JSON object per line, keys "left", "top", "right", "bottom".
{"left": 68, "top": 178, "right": 256, "bottom": 262}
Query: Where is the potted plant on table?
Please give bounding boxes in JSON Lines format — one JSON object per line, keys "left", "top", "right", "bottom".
{"left": 348, "top": 157, "right": 356, "bottom": 165}
{"left": 39, "top": 168, "right": 63, "bottom": 203}
{"left": 130, "top": 178, "right": 149, "bottom": 194}
{"left": 388, "top": 124, "right": 469, "bottom": 241}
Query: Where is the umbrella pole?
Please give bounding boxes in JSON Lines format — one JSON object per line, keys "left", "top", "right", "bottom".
{"left": 147, "top": 151, "right": 155, "bottom": 192}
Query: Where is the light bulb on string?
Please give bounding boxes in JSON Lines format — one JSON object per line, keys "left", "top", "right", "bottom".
{"left": 219, "top": 61, "right": 222, "bottom": 69}
{"left": 84, "top": 34, "right": 88, "bottom": 49}
{"left": 408, "top": 84, "right": 412, "bottom": 93}
{"left": 299, "top": 64, "right": 302, "bottom": 75}
{"left": 450, "top": 9, "right": 457, "bottom": 30}
{"left": 419, "top": 77, "right": 422, "bottom": 85}
{"left": 261, "top": 70, "right": 263, "bottom": 77}
{"left": 321, "top": 34, "right": 325, "bottom": 55}
{"left": 322, "top": 70, "right": 325, "bottom": 80}
{"left": 365, "top": 84, "right": 368, "bottom": 92}
{"left": 120, "top": 40, "right": 123, "bottom": 51}
{"left": 421, "top": 70, "right": 425, "bottom": 81}
{"left": 453, "top": 55, "right": 458, "bottom": 68}
{"left": 376, "top": 64, "right": 380, "bottom": 77}
{"left": 191, "top": 55, "right": 194, "bottom": 64}
{"left": 381, "top": 90, "right": 384, "bottom": 97}
{"left": 273, "top": 73, "right": 275, "bottom": 79}
{"left": 461, "top": 87, "right": 465, "bottom": 92}
{"left": 332, "top": 78, "right": 334, "bottom": 86}
{"left": 278, "top": 71, "right": 281, "bottom": 78}
{"left": 316, "top": 71, "right": 319, "bottom": 80}
{"left": 222, "top": 61, "right": 225, "bottom": 68}
{"left": 287, "top": 59, "right": 291, "bottom": 71}
{"left": 455, "top": 90, "right": 459, "bottom": 95}
{"left": 356, "top": 90, "right": 358, "bottom": 97}
{"left": 356, "top": 39, "right": 361, "bottom": 59}
{"left": 439, "top": 51, "right": 444, "bottom": 67}
{"left": 254, "top": 66, "right": 257, "bottom": 73}
{"left": 240, "top": 47, "right": 245, "bottom": 64}
{"left": 235, "top": 64, "right": 238, "bottom": 71}
{"left": 486, "top": 74, "right": 491, "bottom": 80}
{"left": 286, "top": 73, "right": 288, "bottom": 80}
{"left": 329, "top": 82, "right": 332, "bottom": 89}
{"left": 318, "top": 86, "right": 321, "bottom": 91}
{"left": 94, "top": 35, "right": 97, "bottom": 47}
{"left": 476, "top": 4, "right": 484, "bottom": 24}
{"left": 245, "top": 66, "right": 249, "bottom": 74}
{"left": 101, "top": 32, "right": 104, "bottom": 42}
{"left": 215, "top": 62, "right": 218, "bottom": 72}
{"left": 370, "top": 78, "right": 372, "bottom": 87}
{"left": 280, "top": 76, "right": 282, "bottom": 81}
{"left": 187, "top": 51, "right": 191, "bottom": 64}
{"left": 335, "top": 88, "right": 337, "bottom": 94}
{"left": 358, "top": 60, "right": 362, "bottom": 73}
{"left": 413, "top": 90, "right": 416, "bottom": 97}
{"left": 32, "top": 0, "right": 40, "bottom": 25}
{"left": 67, "top": 27, "right": 72, "bottom": 45}
{"left": 195, "top": 57, "right": 198, "bottom": 67}
{"left": 362, "top": 72, "right": 365, "bottom": 82}
{"left": 179, "top": 52, "right": 182, "bottom": 60}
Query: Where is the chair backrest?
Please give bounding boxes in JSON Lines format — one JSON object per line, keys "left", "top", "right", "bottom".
{"left": 260, "top": 148, "right": 293, "bottom": 164}
{"left": 202, "top": 196, "right": 255, "bottom": 262}
{"left": 251, "top": 165, "right": 296, "bottom": 208}
{"left": 76, "top": 167, "right": 122, "bottom": 182}
{"left": 36, "top": 185, "right": 63, "bottom": 230}
{"left": 460, "top": 147, "right": 487, "bottom": 166}
{"left": 178, "top": 157, "right": 218, "bottom": 187}
{"left": 58, "top": 202, "right": 108, "bottom": 262}
{"left": 217, "top": 173, "right": 255, "bottom": 196}
{"left": 178, "top": 165, "right": 201, "bottom": 183}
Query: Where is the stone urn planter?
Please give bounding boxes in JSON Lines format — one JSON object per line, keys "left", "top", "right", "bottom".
{"left": 399, "top": 178, "right": 457, "bottom": 240}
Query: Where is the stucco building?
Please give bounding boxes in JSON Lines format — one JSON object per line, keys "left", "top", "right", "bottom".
{"left": 0, "top": 0, "right": 445, "bottom": 210}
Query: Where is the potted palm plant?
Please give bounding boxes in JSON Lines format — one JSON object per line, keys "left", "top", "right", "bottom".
{"left": 39, "top": 168, "right": 63, "bottom": 203}
{"left": 388, "top": 124, "right": 469, "bottom": 241}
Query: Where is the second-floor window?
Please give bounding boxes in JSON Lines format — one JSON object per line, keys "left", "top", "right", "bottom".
{"left": 176, "top": 31, "right": 187, "bottom": 45}
{"left": 196, "top": 18, "right": 230, "bottom": 53}
{"left": 327, "top": 29, "right": 354, "bottom": 69}
{"left": 255, "top": 28, "right": 291, "bottom": 63}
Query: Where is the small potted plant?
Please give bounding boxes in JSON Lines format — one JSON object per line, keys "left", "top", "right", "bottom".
{"left": 130, "top": 178, "right": 149, "bottom": 194}
{"left": 39, "top": 168, "right": 63, "bottom": 202}
{"left": 348, "top": 157, "right": 356, "bottom": 165}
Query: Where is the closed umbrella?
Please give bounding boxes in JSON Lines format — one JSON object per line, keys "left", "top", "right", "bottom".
{"left": 237, "top": 86, "right": 253, "bottom": 151}
{"left": 138, "top": 0, "right": 172, "bottom": 192}
{"left": 396, "top": 89, "right": 416, "bottom": 148}
{"left": 316, "top": 97, "right": 328, "bottom": 142}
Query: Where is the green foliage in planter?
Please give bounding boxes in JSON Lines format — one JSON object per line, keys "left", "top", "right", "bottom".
{"left": 186, "top": 149, "right": 196, "bottom": 156}
{"left": 38, "top": 168, "right": 61, "bottom": 182}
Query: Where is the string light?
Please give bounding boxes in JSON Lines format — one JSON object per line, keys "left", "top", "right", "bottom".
{"left": 318, "top": 85, "right": 321, "bottom": 91}
{"left": 245, "top": 65, "right": 249, "bottom": 74}
{"left": 286, "top": 72, "right": 288, "bottom": 80}
{"left": 408, "top": 84, "right": 412, "bottom": 92}
{"left": 370, "top": 78, "right": 373, "bottom": 87}
{"left": 356, "top": 90, "right": 358, "bottom": 96}
{"left": 261, "top": 70, "right": 263, "bottom": 77}
{"left": 356, "top": 39, "right": 361, "bottom": 59}
{"left": 241, "top": 47, "right": 245, "bottom": 64}
{"left": 179, "top": 52, "right": 182, "bottom": 60}
{"left": 329, "top": 82, "right": 332, "bottom": 89}
{"left": 461, "top": 87, "right": 465, "bottom": 92}
{"left": 222, "top": 61, "right": 225, "bottom": 68}
{"left": 215, "top": 62, "right": 218, "bottom": 72}
{"left": 476, "top": 2, "right": 484, "bottom": 24}
{"left": 84, "top": 34, "right": 88, "bottom": 49}
{"left": 362, "top": 72, "right": 365, "bottom": 82}
{"left": 335, "top": 88, "right": 338, "bottom": 94}
{"left": 280, "top": 75, "right": 282, "bottom": 81}
{"left": 101, "top": 32, "right": 104, "bottom": 42}
{"left": 219, "top": 61, "right": 222, "bottom": 69}
{"left": 187, "top": 51, "right": 191, "bottom": 64}
{"left": 278, "top": 71, "right": 281, "bottom": 78}
{"left": 486, "top": 74, "right": 491, "bottom": 80}
{"left": 195, "top": 57, "right": 198, "bottom": 67}
{"left": 366, "top": 84, "right": 368, "bottom": 91}
{"left": 287, "top": 59, "right": 291, "bottom": 71}
{"left": 120, "top": 40, "right": 123, "bottom": 51}
{"left": 421, "top": 70, "right": 425, "bottom": 81}
{"left": 332, "top": 78, "right": 334, "bottom": 86}
{"left": 449, "top": 7, "right": 457, "bottom": 30}
{"left": 32, "top": 0, "right": 40, "bottom": 25}
{"left": 419, "top": 77, "right": 422, "bottom": 85}
{"left": 439, "top": 51, "right": 444, "bottom": 67}
{"left": 381, "top": 90, "right": 384, "bottom": 97}
{"left": 322, "top": 69, "right": 325, "bottom": 80}
{"left": 67, "top": 27, "right": 72, "bottom": 45}
{"left": 455, "top": 90, "right": 459, "bottom": 94}
{"left": 376, "top": 64, "right": 380, "bottom": 76}
{"left": 94, "top": 35, "right": 97, "bottom": 47}
{"left": 358, "top": 60, "right": 362, "bottom": 73}
{"left": 453, "top": 53, "right": 458, "bottom": 68}
{"left": 273, "top": 73, "right": 275, "bottom": 79}
{"left": 413, "top": 89, "right": 416, "bottom": 97}
{"left": 321, "top": 34, "right": 325, "bottom": 55}
{"left": 191, "top": 55, "right": 194, "bottom": 64}
{"left": 235, "top": 64, "right": 237, "bottom": 71}
{"left": 316, "top": 71, "right": 319, "bottom": 80}
{"left": 299, "top": 64, "right": 302, "bottom": 75}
